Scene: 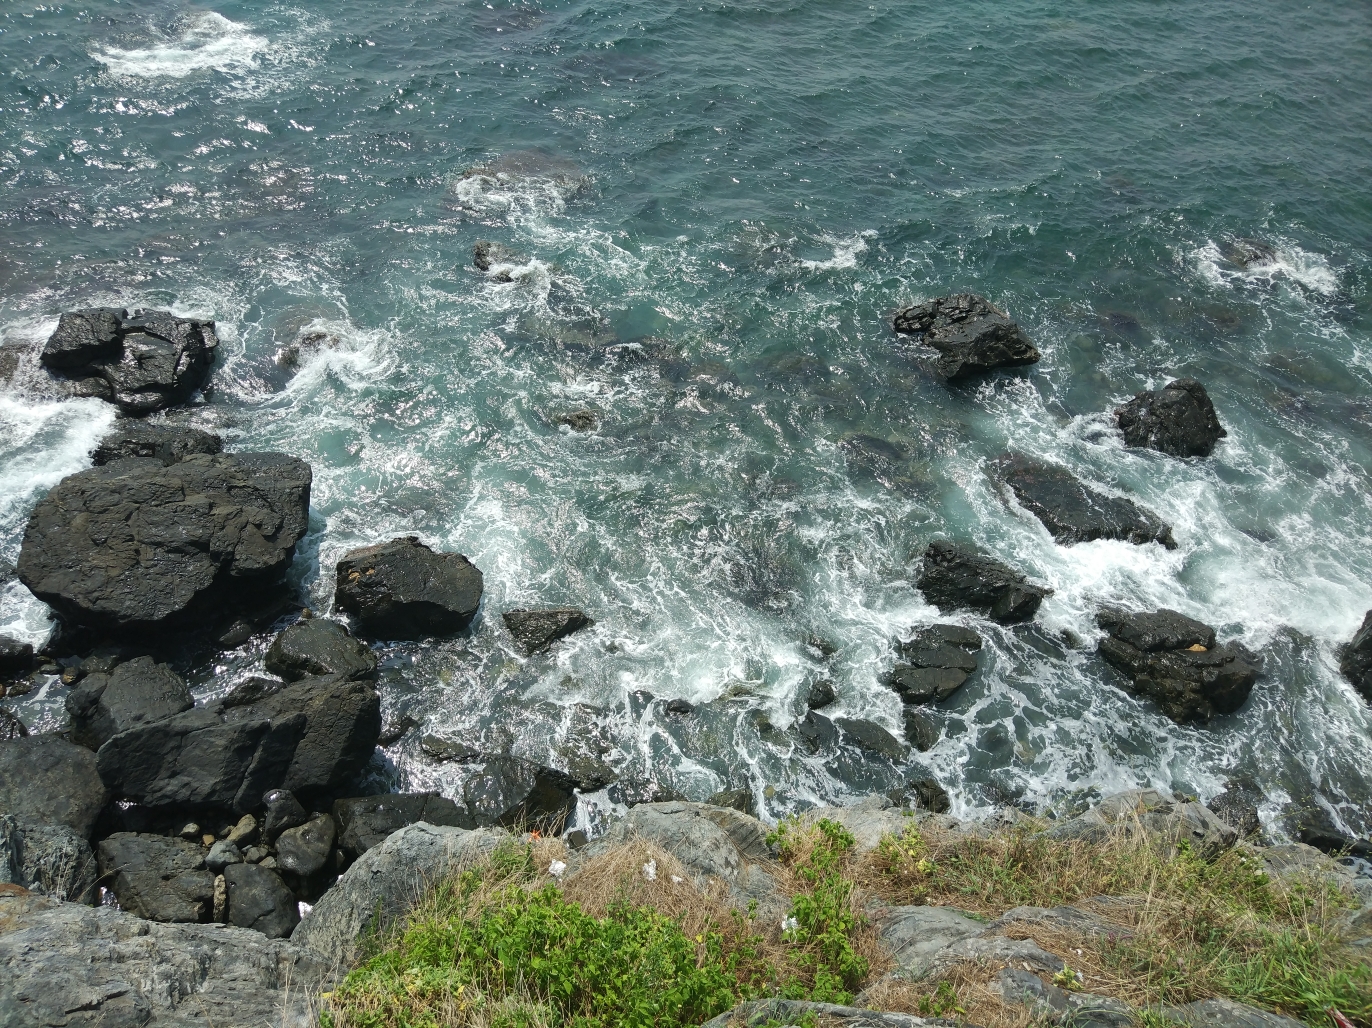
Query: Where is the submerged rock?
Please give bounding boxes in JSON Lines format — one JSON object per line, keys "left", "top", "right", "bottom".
{"left": 97, "top": 833, "right": 215, "bottom": 923}
{"left": 902, "top": 708, "right": 940, "bottom": 752}
{"left": 804, "top": 679, "right": 836, "bottom": 710}
{"left": 1096, "top": 608, "right": 1260, "bottom": 723}
{"left": 90, "top": 421, "right": 223, "bottom": 466}
{"left": 916, "top": 539, "right": 1051, "bottom": 624}
{"left": 996, "top": 454, "right": 1176, "bottom": 548}
{"left": 555, "top": 409, "right": 599, "bottom": 432}
{"left": 892, "top": 293, "right": 1040, "bottom": 381}
{"left": 265, "top": 618, "right": 377, "bottom": 681}
{"left": 1338, "top": 609, "right": 1372, "bottom": 704}
{"left": 333, "top": 792, "right": 475, "bottom": 857}
{"left": 334, "top": 536, "right": 483, "bottom": 639}
{"left": 503, "top": 607, "right": 595, "bottom": 652}
{"left": 795, "top": 710, "right": 839, "bottom": 753}
{"left": 887, "top": 624, "right": 982, "bottom": 705}
{"left": 0, "top": 734, "right": 108, "bottom": 839}
{"left": 1115, "top": 379, "right": 1226, "bottom": 458}
{"left": 64, "top": 655, "right": 193, "bottom": 751}
{"left": 39, "top": 308, "right": 218, "bottom": 415}
{"left": 18, "top": 453, "right": 311, "bottom": 634}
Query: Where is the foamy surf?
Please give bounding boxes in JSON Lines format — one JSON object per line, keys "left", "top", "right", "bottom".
{"left": 96, "top": 12, "right": 268, "bottom": 80}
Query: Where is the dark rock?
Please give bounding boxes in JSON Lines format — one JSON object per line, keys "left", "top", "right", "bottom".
{"left": 90, "top": 421, "right": 223, "bottom": 466}
{"left": 334, "top": 536, "right": 483, "bottom": 639}
{"left": 804, "top": 679, "right": 836, "bottom": 710}
{"left": 17, "top": 452, "right": 311, "bottom": 634}
{"left": 0, "top": 815, "right": 98, "bottom": 903}
{"left": 916, "top": 539, "right": 1051, "bottom": 624}
{"left": 903, "top": 708, "right": 941, "bottom": 752}
{"left": 275, "top": 814, "right": 336, "bottom": 877}
{"left": 836, "top": 718, "right": 907, "bottom": 761}
{"left": 78, "top": 651, "right": 124, "bottom": 676}
{"left": 97, "top": 833, "right": 215, "bottom": 922}
{"left": 223, "top": 862, "right": 299, "bottom": 938}
{"left": 1207, "top": 777, "right": 1264, "bottom": 839}
{"left": 1227, "top": 238, "right": 1278, "bottom": 268}
{"left": 892, "top": 293, "right": 1040, "bottom": 381}
{"left": 217, "top": 618, "right": 256, "bottom": 649}
{"left": 0, "top": 707, "right": 26, "bottom": 741}
{"left": 333, "top": 793, "right": 475, "bottom": 857}
{"left": 503, "top": 607, "right": 595, "bottom": 652}
{"left": 378, "top": 712, "right": 419, "bottom": 746}
{"left": 804, "top": 634, "right": 838, "bottom": 658}
{"left": 995, "top": 454, "right": 1176, "bottom": 548}
{"left": 40, "top": 308, "right": 218, "bottom": 415}
{"left": 887, "top": 623, "right": 982, "bottom": 705}
{"left": 421, "top": 733, "right": 483, "bottom": 762}
{"left": 1288, "top": 807, "right": 1372, "bottom": 860}
{"left": 205, "top": 839, "right": 243, "bottom": 874}
{"left": 1096, "top": 608, "right": 1260, "bottom": 723}
{"left": 473, "top": 240, "right": 521, "bottom": 274}
{"left": 1116, "top": 379, "right": 1227, "bottom": 458}
{"left": 262, "top": 789, "right": 310, "bottom": 843}
{"left": 907, "top": 772, "right": 951, "bottom": 813}
{"left": 1338, "top": 609, "right": 1372, "bottom": 704}
{"left": 555, "top": 409, "right": 599, "bottom": 432}
{"left": 707, "top": 788, "right": 756, "bottom": 816}
{"left": 795, "top": 710, "right": 838, "bottom": 753}
{"left": 0, "top": 637, "right": 34, "bottom": 679}
{"left": 462, "top": 756, "right": 577, "bottom": 829}
{"left": 64, "top": 655, "right": 193, "bottom": 750}
{"left": 265, "top": 618, "right": 377, "bottom": 681}
{"left": 0, "top": 735, "right": 108, "bottom": 838}
{"left": 664, "top": 698, "right": 695, "bottom": 716}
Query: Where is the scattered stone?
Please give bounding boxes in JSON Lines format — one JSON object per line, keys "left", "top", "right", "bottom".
{"left": 39, "top": 308, "right": 218, "bottom": 414}
{"left": 893, "top": 293, "right": 1040, "bottom": 381}
{"left": 1045, "top": 788, "right": 1237, "bottom": 857}
{"left": 902, "top": 708, "right": 940, "bottom": 751}
{"left": 265, "top": 618, "right": 377, "bottom": 681}
{"left": 555, "top": 409, "right": 599, "bottom": 432}
{"left": 59, "top": 665, "right": 83, "bottom": 686}
{"left": 707, "top": 788, "right": 756, "bottom": 816}
{"left": 97, "top": 833, "right": 215, "bottom": 922}
{"left": 1096, "top": 607, "right": 1260, "bottom": 722}
{"left": 334, "top": 536, "right": 484, "bottom": 639}
{"left": 333, "top": 792, "right": 475, "bottom": 857}
{"left": 276, "top": 814, "right": 337, "bottom": 877}
{"left": 463, "top": 756, "right": 577, "bottom": 829}
{"left": 0, "top": 637, "right": 34, "bottom": 679}
{"left": 262, "top": 789, "right": 310, "bottom": 843}
{"left": 804, "top": 679, "right": 836, "bottom": 710}
{"left": 664, "top": 698, "right": 695, "bottom": 716}
{"left": 178, "top": 823, "right": 200, "bottom": 841}
{"left": 836, "top": 718, "right": 907, "bottom": 761}
{"left": 1338, "top": 609, "right": 1372, "bottom": 704}
{"left": 243, "top": 846, "right": 269, "bottom": 864}
{"left": 17, "top": 452, "right": 311, "bottom": 634}
{"left": 796, "top": 710, "right": 839, "bottom": 753}
{"left": 887, "top": 623, "right": 982, "bottom": 705}
{"left": 0, "top": 815, "right": 98, "bottom": 904}
{"left": 1207, "top": 777, "right": 1265, "bottom": 839}
{"left": 206, "top": 840, "right": 243, "bottom": 874}
{"left": 1116, "top": 379, "right": 1227, "bottom": 458}
{"left": 0, "top": 734, "right": 108, "bottom": 838}
{"left": 64, "top": 655, "right": 193, "bottom": 751}
{"left": 916, "top": 539, "right": 1051, "bottom": 623}
{"left": 995, "top": 453, "right": 1176, "bottom": 548}
{"left": 0, "top": 708, "right": 27, "bottom": 741}
{"left": 223, "top": 862, "right": 299, "bottom": 939}
{"left": 503, "top": 607, "right": 595, "bottom": 652}
{"left": 226, "top": 814, "right": 258, "bottom": 847}
{"left": 90, "top": 421, "right": 223, "bottom": 466}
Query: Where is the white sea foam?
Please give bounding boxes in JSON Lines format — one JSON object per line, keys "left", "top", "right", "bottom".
{"left": 96, "top": 12, "right": 269, "bottom": 80}
{"left": 1191, "top": 238, "right": 1340, "bottom": 297}
{"left": 800, "top": 230, "right": 876, "bottom": 271}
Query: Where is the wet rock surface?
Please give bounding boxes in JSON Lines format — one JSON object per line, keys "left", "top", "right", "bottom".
{"left": 1338, "top": 608, "right": 1372, "bottom": 704}
{"left": 0, "top": 637, "right": 34, "bottom": 680}
{"left": 1206, "top": 777, "right": 1265, "bottom": 839}
{"left": 887, "top": 624, "right": 982, "bottom": 705}
{"left": 1116, "top": 378, "right": 1227, "bottom": 458}
{"left": 90, "top": 421, "right": 223, "bottom": 466}
{"left": 503, "top": 606, "right": 595, "bottom": 652}
{"left": 0, "top": 734, "right": 108, "bottom": 838}
{"left": 916, "top": 539, "right": 1051, "bottom": 623}
{"left": 892, "top": 293, "right": 1041, "bottom": 380}
{"left": 836, "top": 718, "right": 907, "bottom": 760}
{"left": 333, "top": 792, "right": 475, "bottom": 857}
{"left": 65, "top": 655, "right": 193, "bottom": 751}
{"left": 97, "top": 833, "right": 215, "bottom": 923}
{"left": 264, "top": 617, "right": 377, "bottom": 681}
{"left": 995, "top": 453, "right": 1176, "bottom": 548}
{"left": 334, "top": 536, "right": 484, "bottom": 639}
{"left": 463, "top": 756, "right": 577, "bottom": 828}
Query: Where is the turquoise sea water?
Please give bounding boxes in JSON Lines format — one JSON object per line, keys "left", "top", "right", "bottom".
{"left": 2, "top": 1, "right": 1371, "bottom": 833}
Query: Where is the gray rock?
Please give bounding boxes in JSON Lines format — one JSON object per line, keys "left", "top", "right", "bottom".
{"left": 0, "top": 734, "right": 108, "bottom": 838}
{"left": 333, "top": 792, "right": 475, "bottom": 856}
{"left": 1339, "top": 609, "right": 1372, "bottom": 705}
{"left": 97, "top": 833, "right": 215, "bottom": 923}
{"left": 707, "top": 788, "right": 756, "bottom": 816}
{"left": 1116, "top": 379, "right": 1226, "bottom": 458}
{"left": 995, "top": 454, "right": 1176, "bottom": 549}
{"left": 993, "top": 969, "right": 1135, "bottom": 1028}
{"left": 275, "top": 814, "right": 336, "bottom": 877}
{"left": 1159, "top": 998, "right": 1306, "bottom": 1028}
{"left": 463, "top": 756, "right": 577, "bottom": 829}
{"left": 888, "top": 624, "right": 982, "bottom": 705}
{"left": 205, "top": 840, "right": 243, "bottom": 874}
{"left": 293, "top": 822, "right": 506, "bottom": 966}
{"left": 836, "top": 718, "right": 907, "bottom": 761}
{"left": 264, "top": 618, "right": 377, "bottom": 681}
{"left": 929, "top": 933, "right": 1064, "bottom": 975}
{"left": 902, "top": 708, "right": 940, "bottom": 752}
{"left": 796, "top": 709, "right": 839, "bottom": 753}
{"left": 65, "top": 655, "right": 193, "bottom": 751}
{"left": 0, "top": 890, "right": 330, "bottom": 1027}
{"left": 0, "top": 708, "right": 27, "bottom": 742}
{"left": 17, "top": 453, "right": 311, "bottom": 634}
{"left": 893, "top": 293, "right": 1040, "bottom": 381}
{"left": 503, "top": 607, "right": 595, "bottom": 653}
{"left": 91, "top": 421, "right": 223, "bottom": 467}
{"left": 701, "top": 999, "right": 927, "bottom": 1028}
{"left": 1044, "top": 789, "right": 1237, "bottom": 857}
{"left": 0, "top": 815, "right": 97, "bottom": 903}
{"left": 804, "top": 796, "right": 910, "bottom": 854}
{"left": 878, "top": 904, "right": 985, "bottom": 977}
{"left": 223, "top": 862, "right": 299, "bottom": 939}
{"left": 334, "top": 536, "right": 483, "bottom": 639}
{"left": 917, "top": 539, "right": 1051, "bottom": 623}
{"left": 805, "top": 679, "right": 837, "bottom": 710}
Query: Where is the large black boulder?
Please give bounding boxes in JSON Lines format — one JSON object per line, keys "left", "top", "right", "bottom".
{"left": 275, "top": 813, "right": 336, "bottom": 878}
{"left": 223, "top": 862, "right": 299, "bottom": 938}
{"left": 333, "top": 792, "right": 475, "bottom": 857}
{"left": 916, "top": 540, "right": 1051, "bottom": 624}
{"left": 1116, "top": 379, "right": 1226, "bottom": 458}
{"left": 795, "top": 710, "right": 839, "bottom": 753}
{"left": 887, "top": 624, "right": 982, "bottom": 705}
{"left": 995, "top": 454, "right": 1176, "bottom": 549}
{"left": 502, "top": 607, "right": 595, "bottom": 653}
{"left": 892, "top": 293, "right": 1040, "bottom": 381}
{"left": 97, "top": 833, "right": 214, "bottom": 922}
{"left": 0, "top": 734, "right": 108, "bottom": 838}
{"left": 91, "top": 421, "right": 223, "bottom": 466}
{"left": 462, "top": 756, "right": 577, "bottom": 829}
{"left": 65, "top": 655, "right": 193, "bottom": 751}
{"left": 264, "top": 618, "right": 377, "bottom": 682}
{"left": 836, "top": 718, "right": 907, "bottom": 760}
{"left": 1338, "top": 610, "right": 1372, "bottom": 704}
{"left": 1096, "top": 607, "right": 1260, "bottom": 723}
{"left": 334, "top": 536, "right": 483, "bottom": 639}
{"left": 1207, "top": 777, "right": 1264, "bottom": 839}
{"left": 18, "top": 453, "right": 311, "bottom": 634}
{"left": 40, "top": 308, "right": 218, "bottom": 415}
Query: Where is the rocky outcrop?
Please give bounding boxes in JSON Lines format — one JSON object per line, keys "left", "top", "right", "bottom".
{"left": 796, "top": 710, "right": 839, "bottom": 753}
{"left": 1044, "top": 788, "right": 1238, "bottom": 857}
{"left": 1096, "top": 608, "right": 1260, "bottom": 723}
{"left": 0, "top": 890, "right": 329, "bottom": 1027}
{"left": 65, "top": 655, "right": 193, "bottom": 751}
{"left": 264, "top": 618, "right": 377, "bottom": 681}
{"left": 836, "top": 718, "right": 907, "bottom": 760}
{"left": 97, "top": 833, "right": 216, "bottom": 923}
{"left": 1116, "top": 379, "right": 1226, "bottom": 458}
{"left": 334, "top": 536, "right": 483, "bottom": 639}
{"left": 995, "top": 454, "right": 1175, "bottom": 548}
{"left": 39, "top": 308, "right": 218, "bottom": 415}
{"left": 887, "top": 624, "right": 981, "bottom": 705}
{"left": 18, "top": 453, "right": 311, "bottom": 634}
{"left": 91, "top": 421, "right": 223, "bottom": 466}
{"left": 463, "top": 756, "right": 577, "bottom": 828}
{"left": 223, "top": 862, "right": 298, "bottom": 939}
{"left": 804, "top": 679, "right": 836, "bottom": 710}
{"left": 916, "top": 540, "right": 1051, "bottom": 623}
{"left": 274, "top": 814, "right": 336, "bottom": 877}
{"left": 1338, "top": 609, "right": 1372, "bottom": 704}
{"left": 0, "top": 815, "right": 97, "bottom": 903}
{"left": 0, "top": 734, "right": 108, "bottom": 838}
{"left": 902, "top": 708, "right": 940, "bottom": 751}
{"left": 892, "top": 293, "right": 1040, "bottom": 381}
{"left": 503, "top": 607, "right": 595, "bottom": 652}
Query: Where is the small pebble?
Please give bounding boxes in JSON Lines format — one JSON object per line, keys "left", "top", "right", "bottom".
{"left": 201, "top": 834, "right": 216, "bottom": 847}
{"left": 179, "top": 823, "right": 201, "bottom": 841}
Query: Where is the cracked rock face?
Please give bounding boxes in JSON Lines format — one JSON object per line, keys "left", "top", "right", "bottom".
{"left": 893, "top": 293, "right": 1040, "bottom": 381}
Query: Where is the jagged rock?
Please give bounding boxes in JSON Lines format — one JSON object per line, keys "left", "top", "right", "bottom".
{"left": 1097, "top": 608, "right": 1260, "bottom": 722}
{"left": 904, "top": 772, "right": 951, "bottom": 813}
{"left": 707, "top": 788, "right": 756, "bottom": 816}
{"left": 0, "top": 734, "right": 108, "bottom": 838}
{"left": 1207, "top": 777, "right": 1265, "bottom": 839}
{"left": 804, "top": 679, "right": 836, "bottom": 710}
{"left": 879, "top": 904, "right": 985, "bottom": 977}
{"left": 0, "top": 890, "right": 330, "bottom": 1026}
{"left": 17, "top": 453, "right": 311, "bottom": 634}
{"left": 65, "top": 656, "right": 193, "bottom": 751}
{"left": 1287, "top": 806, "right": 1372, "bottom": 860}
{"left": 795, "top": 710, "right": 839, "bottom": 753}
{"left": 836, "top": 718, "right": 907, "bottom": 761}
{"left": 702, "top": 1000, "right": 926, "bottom": 1028}
{"left": 916, "top": 539, "right": 1051, "bottom": 623}
{"left": 664, "top": 698, "right": 695, "bottom": 716}
{"left": 555, "top": 409, "right": 599, "bottom": 432}
{"left": 1045, "top": 788, "right": 1237, "bottom": 857}
{"left": 97, "top": 833, "right": 215, "bottom": 923}
{"left": 994, "top": 967, "right": 1135, "bottom": 1027}
{"left": 0, "top": 815, "right": 98, "bottom": 903}
{"left": 223, "top": 862, "right": 299, "bottom": 938}
{"left": 887, "top": 624, "right": 982, "bottom": 705}
{"left": 1339, "top": 609, "right": 1372, "bottom": 704}
{"left": 294, "top": 823, "right": 506, "bottom": 966}
{"left": 90, "top": 421, "right": 223, "bottom": 466}
{"left": 334, "top": 536, "right": 483, "bottom": 639}
{"left": 205, "top": 840, "right": 242, "bottom": 874}
{"left": 262, "top": 789, "right": 310, "bottom": 843}
{"left": 503, "top": 607, "right": 595, "bottom": 652}
{"left": 275, "top": 814, "right": 336, "bottom": 877}
{"left": 333, "top": 793, "right": 475, "bottom": 857}
{"left": 0, "top": 637, "right": 34, "bottom": 679}
{"left": 265, "top": 618, "right": 377, "bottom": 681}
{"left": 463, "top": 756, "right": 577, "bottom": 828}
{"left": 902, "top": 708, "right": 940, "bottom": 751}
{"left": 1116, "top": 379, "right": 1226, "bottom": 458}
{"left": 472, "top": 240, "right": 521, "bottom": 274}
{"left": 0, "top": 709, "right": 27, "bottom": 741}
{"left": 892, "top": 293, "right": 1040, "bottom": 381}
{"left": 995, "top": 454, "right": 1176, "bottom": 548}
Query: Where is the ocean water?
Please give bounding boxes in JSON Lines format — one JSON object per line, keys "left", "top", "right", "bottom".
{"left": 2, "top": 0, "right": 1371, "bottom": 834}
